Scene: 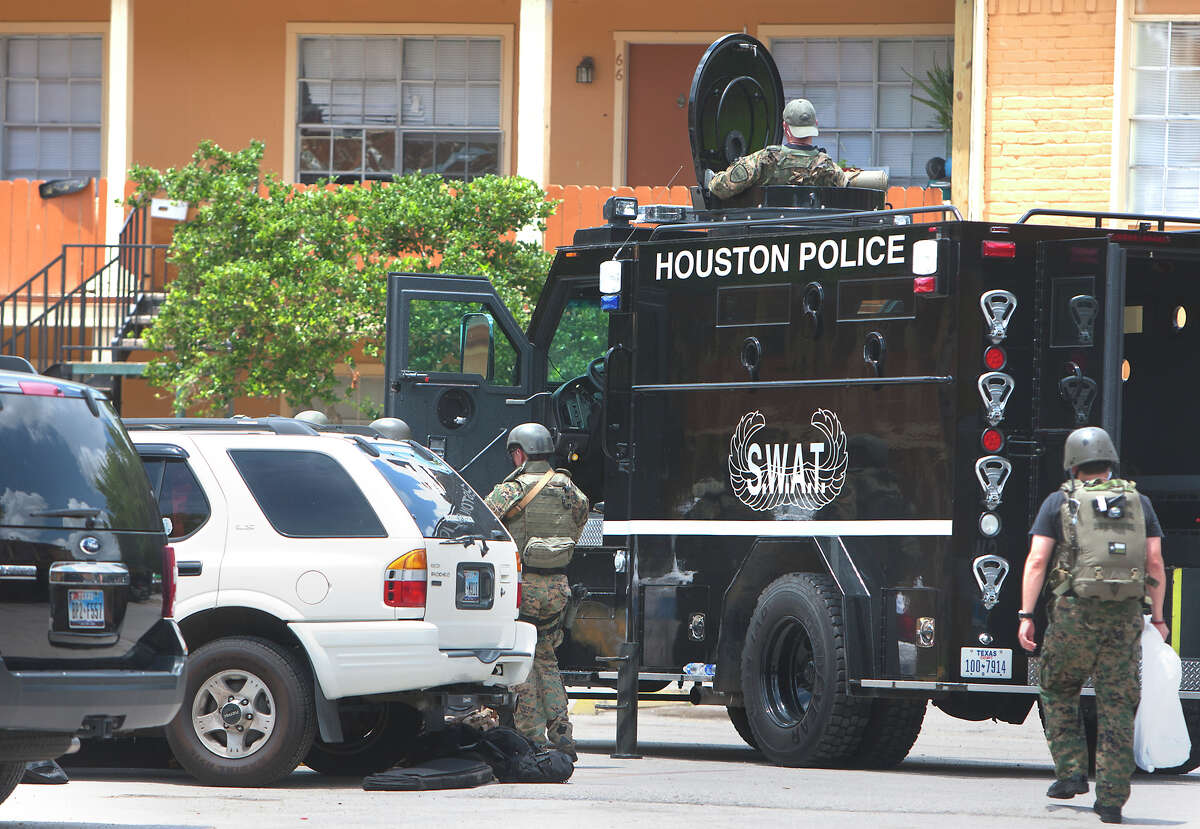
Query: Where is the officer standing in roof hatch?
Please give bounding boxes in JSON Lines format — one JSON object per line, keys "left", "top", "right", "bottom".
{"left": 485, "top": 423, "right": 589, "bottom": 761}
{"left": 705, "top": 98, "right": 848, "bottom": 198}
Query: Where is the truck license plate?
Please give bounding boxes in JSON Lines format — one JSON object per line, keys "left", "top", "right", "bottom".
{"left": 68, "top": 589, "right": 105, "bottom": 629}
{"left": 960, "top": 647, "right": 1012, "bottom": 679}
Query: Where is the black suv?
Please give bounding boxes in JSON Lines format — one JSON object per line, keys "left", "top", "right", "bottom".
{"left": 0, "top": 360, "right": 186, "bottom": 804}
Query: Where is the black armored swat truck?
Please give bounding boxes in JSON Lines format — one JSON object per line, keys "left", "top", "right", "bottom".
{"left": 385, "top": 34, "right": 1200, "bottom": 770}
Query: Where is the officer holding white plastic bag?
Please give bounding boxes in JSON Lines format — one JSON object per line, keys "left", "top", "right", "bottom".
{"left": 1134, "top": 618, "right": 1191, "bottom": 772}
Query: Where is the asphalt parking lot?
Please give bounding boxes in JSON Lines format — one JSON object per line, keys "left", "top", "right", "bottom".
{"left": 2, "top": 703, "right": 1195, "bottom": 828}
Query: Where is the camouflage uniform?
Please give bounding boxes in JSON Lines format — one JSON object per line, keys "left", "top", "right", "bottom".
{"left": 1039, "top": 595, "right": 1143, "bottom": 808}
{"left": 485, "top": 459, "right": 589, "bottom": 754}
{"left": 708, "top": 145, "right": 847, "bottom": 199}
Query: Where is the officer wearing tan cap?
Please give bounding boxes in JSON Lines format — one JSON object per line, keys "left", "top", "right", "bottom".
{"left": 705, "top": 98, "right": 852, "bottom": 199}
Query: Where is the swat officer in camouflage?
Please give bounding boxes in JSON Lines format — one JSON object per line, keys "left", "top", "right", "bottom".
{"left": 1018, "top": 427, "right": 1168, "bottom": 824}
{"left": 485, "top": 423, "right": 589, "bottom": 760}
{"left": 704, "top": 98, "right": 848, "bottom": 199}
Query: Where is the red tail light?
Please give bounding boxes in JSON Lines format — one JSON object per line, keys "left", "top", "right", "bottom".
{"left": 18, "top": 381, "right": 64, "bottom": 397}
{"left": 161, "top": 545, "right": 177, "bottom": 619}
{"left": 384, "top": 549, "right": 427, "bottom": 608}
{"left": 515, "top": 546, "right": 523, "bottom": 608}
{"left": 982, "top": 241, "right": 1016, "bottom": 259}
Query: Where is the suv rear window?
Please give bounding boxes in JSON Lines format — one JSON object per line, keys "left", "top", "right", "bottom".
{"left": 229, "top": 449, "right": 386, "bottom": 538}
{"left": 372, "top": 441, "right": 506, "bottom": 540}
{"left": 0, "top": 393, "right": 160, "bottom": 531}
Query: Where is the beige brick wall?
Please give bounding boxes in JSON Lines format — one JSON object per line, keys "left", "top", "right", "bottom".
{"left": 984, "top": 0, "right": 1117, "bottom": 221}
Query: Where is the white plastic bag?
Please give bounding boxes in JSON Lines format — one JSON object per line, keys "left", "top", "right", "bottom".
{"left": 1133, "top": 617, "right": 1192, "bottom": 772}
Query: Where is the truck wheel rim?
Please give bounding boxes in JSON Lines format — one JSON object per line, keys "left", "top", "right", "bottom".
{"left": 190, "top": 668, "right": 277, "bottom": 759}
{"left": 761, "top": 615, "right": 816, "bottom": 728}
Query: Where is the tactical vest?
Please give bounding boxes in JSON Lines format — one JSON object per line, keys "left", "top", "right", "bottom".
{"left": 1052, "top": 478, "right": 1147, "bottom": 601}
{"left": 759, "top": 145, "right": 826, "bottom": 186}
{"left": 505, "top": 465, "right": 587, "bottom": 570}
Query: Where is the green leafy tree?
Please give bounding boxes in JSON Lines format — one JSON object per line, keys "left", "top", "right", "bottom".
{"left": 127, "top": 140, "right": 555, "bottom": 415}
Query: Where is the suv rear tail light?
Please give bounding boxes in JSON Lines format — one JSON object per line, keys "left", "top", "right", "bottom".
{"left": 982, "top": 241, "right": 1016, "bottom": 259}
{"left": 162, "top": 545, "right": 177, "bottom": 619}
{"left": 515, "top": 547, "right": 523, "bottom": 608}
{"left": 384, "top": 548, "right": 427, "bottom": 608}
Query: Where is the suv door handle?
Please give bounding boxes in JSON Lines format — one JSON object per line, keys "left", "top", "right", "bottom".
{"left": 178, "top": 561, "right": 203, "bottom": 577}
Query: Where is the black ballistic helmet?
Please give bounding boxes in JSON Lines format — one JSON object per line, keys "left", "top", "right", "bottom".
{"left": 507, "top": 423, "right": 554, "bottom": 457}
{"left": 1062, "top": 426, "right": 1119, "bottom": 473}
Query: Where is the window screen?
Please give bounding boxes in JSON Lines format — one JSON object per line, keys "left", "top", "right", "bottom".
{"left": 1, "top": 35, "right": 102, "bottom": 179}
{"left": 770, "top": 37, "right": 952, "bottom": 187}
{"left": 1128, "top": 22, "right": 1200, "bottom": 214}
{"left": 297, "top": 36, "right": 501, "bottom": 184}
{"left": 229, "top": 449, "right": 386, "bottom": 538}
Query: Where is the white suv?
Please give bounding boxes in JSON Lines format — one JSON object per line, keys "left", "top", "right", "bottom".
{"left": 125, "top": 417, "right": 535, "bottom": 786}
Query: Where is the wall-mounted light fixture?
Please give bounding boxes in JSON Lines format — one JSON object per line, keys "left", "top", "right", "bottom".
{"left": 576, "top": 57, "right": 595, "bottom": 84}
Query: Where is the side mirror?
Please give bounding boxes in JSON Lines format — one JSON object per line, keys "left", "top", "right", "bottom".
{"left": 459, "top": 312, "right": 495, "bottom": 379}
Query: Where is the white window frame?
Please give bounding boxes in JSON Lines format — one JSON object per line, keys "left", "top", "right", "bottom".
{"left": 1118, "top": 11, "right": 1200, "bottom": 215}
{"left": 760, "top": 25, "right": 954, "bottom": 188}
{"left": 283, "top": 23, "right": 514, "bottom": 184}
{"left": 0, "top": 23, "right": 107, "bottom": 181}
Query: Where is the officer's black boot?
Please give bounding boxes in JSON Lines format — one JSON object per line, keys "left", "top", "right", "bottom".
{"left": 1092, "top": 803, "right": 1122, "bottom": 824}
{"left": 1046, "top": 773, "right": 1088, "bottom": 798}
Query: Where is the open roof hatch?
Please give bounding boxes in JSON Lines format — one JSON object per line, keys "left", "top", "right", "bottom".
{"left": 687, "top": 34, "right": 784, "bottom": 205}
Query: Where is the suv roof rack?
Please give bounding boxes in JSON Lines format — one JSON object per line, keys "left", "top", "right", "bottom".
{"left": 313, "top": 424, "right": 383, "bottom": 438}
{"left": 122, "top": 416, "right": 319, "bottom": 436}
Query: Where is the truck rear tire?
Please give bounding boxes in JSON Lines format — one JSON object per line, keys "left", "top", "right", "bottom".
{"left": 849, "top": 698, "right": 926, "bottom": 768}
{"left": 165, "top": 636, "right": 316, "bottom": 787}
{"left": 0, "top": 762, "right": 23, "bottom": 806}
{"left": 304, "top": 701, "right": 422, "bottom": 776}
{"left": 740, "top": 573, "right": 870, "bottom": 766}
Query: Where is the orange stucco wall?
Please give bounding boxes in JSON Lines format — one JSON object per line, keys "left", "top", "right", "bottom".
{"left": 0, "top": 1, "right": 107, "bottom": 23}
{"left": 133, "top": 1, "right": 522, "bottom": 177}
{"left": 984, "top": 0, "right": 1117, "bottom": 221}
{"left": 549, "top": 0, "right": 956, "bottom": 185}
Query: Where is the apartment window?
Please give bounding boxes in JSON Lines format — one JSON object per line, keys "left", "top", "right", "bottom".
{"left": 0, "top": 35, "right": 102, "bottom": 180}
{"left": 297, "top": 36, "right": 501, "bottom": 184}
{"left": 1128, "top": 22, "right": 1200, "bottom": 214}
{"left": 771, "top": 37, "right": 952, "bottom": 187}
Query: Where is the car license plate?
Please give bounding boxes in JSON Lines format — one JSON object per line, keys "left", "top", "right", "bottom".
{"left": 960, "top": 647, "right": 1012, "bottom": 679}
{"left": 464, "top": 569, "right": 480, "bottom": 600}
{"left": 68, "top": 589, "right": 104, "bottom": 629}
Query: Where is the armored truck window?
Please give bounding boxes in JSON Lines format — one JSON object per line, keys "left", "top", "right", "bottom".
{"left": 716, "top": 284, "right": 792, "bottom": 327}
{"left": 229, "top": 450, "right": 386, "bottom": 538}
{"left": 547, "top": 289, "right": 607, "bottom": 385}
{"left": 837, "top": 277, "right": 915, "bottom": 322}
{"left": 406, "top": 299, "right": 518, "bottom": 385}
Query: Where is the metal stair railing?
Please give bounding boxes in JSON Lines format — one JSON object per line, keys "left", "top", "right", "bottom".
{"left": 0, "top": 206, "right": 169, "bottom": 374}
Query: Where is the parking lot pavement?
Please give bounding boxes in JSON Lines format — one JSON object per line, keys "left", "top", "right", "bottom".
{"left": 2, "top": 705, "right": 1194, "bottom": 829}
